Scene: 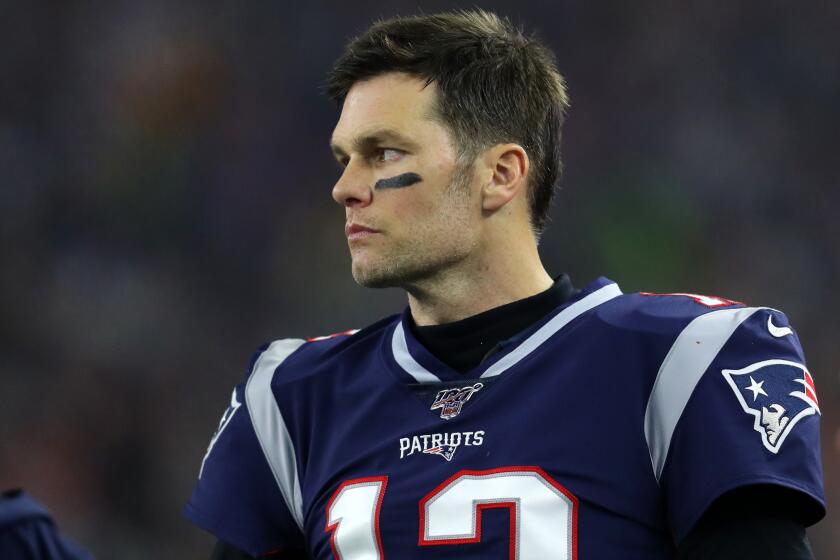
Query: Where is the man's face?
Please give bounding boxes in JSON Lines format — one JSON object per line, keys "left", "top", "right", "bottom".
{"left": 330, "top": 73, "right": 480, "bottom": 288}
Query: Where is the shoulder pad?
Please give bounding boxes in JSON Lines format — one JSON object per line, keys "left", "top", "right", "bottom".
{"left": 594, "top": 290, "right": 746, "bottom": 337}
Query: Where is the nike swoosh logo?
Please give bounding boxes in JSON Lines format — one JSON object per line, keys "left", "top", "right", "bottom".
{"left": 767, "top": 315, "right": 793, "bottom": 337}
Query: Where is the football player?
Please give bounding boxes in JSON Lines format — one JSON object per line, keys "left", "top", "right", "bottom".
{"left": 187, "top": 11, "right": 825, "bottom": 559}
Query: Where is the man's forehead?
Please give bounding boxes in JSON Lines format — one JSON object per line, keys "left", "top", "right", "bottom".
{"left": 345, "top": 72, "right": 435, "bottom": 107}
{"left": 331, "top": 73, "right": 439, "bottom": 150}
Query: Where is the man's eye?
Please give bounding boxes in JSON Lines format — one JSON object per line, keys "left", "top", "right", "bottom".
{"left": 376, "top": 148, "right": 403, "bottom": 163}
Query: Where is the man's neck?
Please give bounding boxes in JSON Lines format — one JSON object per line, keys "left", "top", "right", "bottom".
{"left": 411, "top": 274, "right": 576, "bottom": 373}
{"left": 405, "top": 250, "right": 554, "bottom": 326}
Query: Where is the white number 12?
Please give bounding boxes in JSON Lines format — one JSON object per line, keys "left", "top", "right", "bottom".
{"left": 326, "top": 467, "right": 578, "bottom": 559}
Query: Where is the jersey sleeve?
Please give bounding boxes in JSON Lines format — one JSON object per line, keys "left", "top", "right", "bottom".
{"left": 648, "top": 306, "right": 826, "bottom": 542}
{"left": 185, "top": 342, "right": 307, "bottom": 557}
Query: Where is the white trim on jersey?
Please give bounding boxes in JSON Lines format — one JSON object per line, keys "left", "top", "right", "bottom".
{"left": 480, "top": 282, "right": 623, "bottom": 379}
{"left": 246, "top": 338, "right": 308, "bottom": 530}
{"left": 644, "top": 307, "right": 762, "bottom": 482}
{"left": 392, "top": 322, "right": 443, "bottom": 383}
{"left": 391, "top": 282, "right": 623, "bottom": 383}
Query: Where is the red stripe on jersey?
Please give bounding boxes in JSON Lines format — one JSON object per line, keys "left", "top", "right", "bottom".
{"left": 804, "top": 371, "right": 818, "bottom": 405}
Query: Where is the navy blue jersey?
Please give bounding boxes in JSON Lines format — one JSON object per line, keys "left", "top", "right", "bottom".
{"left": 0, "top": 490, "right": 93, "bottom": 560}
{"left": 186, "top": 278, "right": 825, "bottom": 559}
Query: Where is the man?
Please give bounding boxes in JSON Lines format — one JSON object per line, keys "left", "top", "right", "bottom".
{"left": 187, "top": 11, "right": 825, "bottom": 559}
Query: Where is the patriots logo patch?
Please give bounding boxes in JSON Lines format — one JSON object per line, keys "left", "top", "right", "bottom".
{"left": 722, "top": 359, "right": 819, "bottom": 453}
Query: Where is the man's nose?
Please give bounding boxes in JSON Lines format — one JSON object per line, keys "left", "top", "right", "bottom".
{"left": 332, "top": 160, "right": 373, "bottom": 208}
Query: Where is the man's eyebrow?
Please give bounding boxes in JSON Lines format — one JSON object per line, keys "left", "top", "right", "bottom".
{"left": 330, "top": 129, "right": 419, "bottom": 158}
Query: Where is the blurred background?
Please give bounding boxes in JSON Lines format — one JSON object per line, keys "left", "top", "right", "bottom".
{"left": 1, "top": 0, "right": 838, "bottom": 557}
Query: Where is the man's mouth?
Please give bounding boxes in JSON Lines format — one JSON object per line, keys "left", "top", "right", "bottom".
{"left": 345, "top": 223, "right": 380, "bottom": 240}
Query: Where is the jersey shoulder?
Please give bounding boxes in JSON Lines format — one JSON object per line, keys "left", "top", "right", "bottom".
{"left": 252, "top": 313, "right": 401, "bottom": 388}
{"left": 0, "top": 489, "right": 50, "bottom": 529}
{"left": 588, "top": 286, "right": 807, "bottom": 376}
{"left": 594, "top": 289, "right": 748, "bottom": 336}
{"left": 0, "top": 490, "right": 93, "bottom": 560}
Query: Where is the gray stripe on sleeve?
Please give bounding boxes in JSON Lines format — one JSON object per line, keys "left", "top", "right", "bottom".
{"left": 245, "top": 338, "right": 307, "bottom": 530}
{"left": 644, "top": 306, "right": 761, "bottom": 482}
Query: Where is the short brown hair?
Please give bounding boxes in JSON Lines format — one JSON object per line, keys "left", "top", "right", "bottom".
{"left": 327, "top": 10, "right": 570, "bottom": 235}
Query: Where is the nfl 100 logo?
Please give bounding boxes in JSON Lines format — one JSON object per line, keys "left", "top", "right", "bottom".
{"left": 430, "top": 383, "right": 484, "bottom": 420}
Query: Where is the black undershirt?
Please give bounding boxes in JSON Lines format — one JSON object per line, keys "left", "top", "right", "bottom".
{"left": 411, "top": 274, "right": 576, "bottom": 372}
{"left": 210, "top": 274, "right": 814, "bottom": 560}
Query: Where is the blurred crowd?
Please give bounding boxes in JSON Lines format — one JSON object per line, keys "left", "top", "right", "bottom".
{"left": 1, "top": 1, "right": 838, "bottom": 557}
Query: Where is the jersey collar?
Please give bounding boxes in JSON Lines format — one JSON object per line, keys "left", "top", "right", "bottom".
{"left": 388, "top": 277, "right": 622, "bottom": 384}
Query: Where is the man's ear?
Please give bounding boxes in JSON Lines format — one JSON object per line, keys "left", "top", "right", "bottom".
{"left": 480, "top": 143, "right": 529, "bottom": 212}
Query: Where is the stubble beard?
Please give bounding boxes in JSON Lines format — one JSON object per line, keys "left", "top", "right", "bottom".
{"left": 351, "top": 240, "right": 468, "bottom": 289}
{"left": 350, "top": 163, "right": 475, "bottom": 290}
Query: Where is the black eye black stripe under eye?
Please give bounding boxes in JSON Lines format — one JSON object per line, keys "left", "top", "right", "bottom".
{"left": 374, "top": 173, "right": 422, "bottom": 190}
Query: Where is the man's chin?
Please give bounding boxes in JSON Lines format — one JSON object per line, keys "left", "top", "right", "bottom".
{"left": 351, "top": 265, "right": 400, "bottom": 289}
{"left": 351, "top": 258, "right": 419, "bottom": 289}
